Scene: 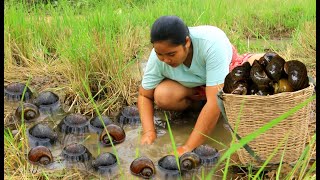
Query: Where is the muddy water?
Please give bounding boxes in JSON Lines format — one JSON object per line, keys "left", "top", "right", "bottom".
{"left": 5, "top": 98, "right": 233, "bottom": 179}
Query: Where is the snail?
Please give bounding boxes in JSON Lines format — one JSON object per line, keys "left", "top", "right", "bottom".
{"left": 258, "top": 52, "right": 278, "bottom": 67}
{"left": 58, "top": 113, "right": 90, "bottom": 134}
{"left": 61, "top": 143, "right": 92, "bottom": 163}
{"left": 118, "top": 105, "right": 141, "bottom": 127}
{"left": 284, "top": 60, "right": 309, "bottom": 91}
{"left": 4, "top": 82, "right": 33, "bottom": 101}
{"left": 89, "top": 115, "right": 113, "bottom": 134}
{"left": 92, "top": 152, "right": 118, "bottom": 174}
{"left": 28, "top": 146, "right": 53, "bottom": 166}
{"left": 179, "top": 152, "right": 201, "bottom": 171}
{"left": 223, "top": 73, "right": 237, "bottom": 94}
{"left": 192, "top": 144, "right": 220, "bottom": 165}
{"left": 28, "top": 123, "right": 58, "bottom": 147}
{"left": 33, "top": 91, "right": 60, "bottom": 114}
{"left": 265, "top": 54, "right": 286, "bottom": 82}
{"left": 250, "top": 60, "right": 273, "bottom": 88}
{"left": 230, "top": 61, "right": 251, "bottom": 82}
{"left": 99, "top": 124, "right": 126, "bottom": 146}
{"left": 231, "top": 81, "right": 248, "bottom": 95}
{"left": 15, "top": 103, "right": 40, "bottom": 122}
{"left": 273, "top": 78, "right": 294, "bottom": 94}
{"left": 157, "top": 155, "right": 180, "bottom": 175}
{"left": 130, "top": 157, "right": 155, "bottom": 179}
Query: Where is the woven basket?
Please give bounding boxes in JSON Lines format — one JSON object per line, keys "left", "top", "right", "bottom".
{"left": 221, "top": 83, "right": 315, "bottom": 166}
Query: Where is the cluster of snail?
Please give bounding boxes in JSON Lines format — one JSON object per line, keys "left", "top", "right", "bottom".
{"left": 5, "top": 82, "right": 221, "bottom": 178}
{"left": 223, "top": 52, "right": 310, "bottom": 95}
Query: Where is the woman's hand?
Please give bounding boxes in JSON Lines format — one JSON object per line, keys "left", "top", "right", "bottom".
{"left": 140, "top": 130, "right": 157, "bottom": 145}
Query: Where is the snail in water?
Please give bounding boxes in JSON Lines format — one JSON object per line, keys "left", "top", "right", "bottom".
{"left": 192, "top": 144, "right": 220, "bottom": 165}
{"left": 99, "top": 124, "right": 126, "bottom": 146}
{"left": 92, "top": 152, "right": 118, "bottom": 174}
{"left": 33, "top": 91, "right": 60, "bottom": 113}
{"left": 15, "top": 103, "right": 40, "bottom": 122}
{"left": 28, "top": 123, "right": 58, "bottom": 147}
{"left": 284, "top": 60, "right": 309, "bottom": 91}
{"left": 179, "top": 152, "right": 201, "bottom": 171}
{"left": 58, "top": 113, "right": 90, "bottom": 134}
{"left": 61, "top": 143, "right": 92, "bottom": 163}
{"left": 130, "top": 157, "right": 155, "bottom": 179}
{"left": 118, "top": 105, "right": 141, "bottom": 127}
{"left": 157, "top": 155, "right": 180, "bottom": 175}
{"left": 89, "top": 115, "right": 113, "bottom": 134}
{"left": 28, "top": 146, "right": 53, "bottom": 166}
{"left": 4, "top": 82, "right": 33, "bottom": 101}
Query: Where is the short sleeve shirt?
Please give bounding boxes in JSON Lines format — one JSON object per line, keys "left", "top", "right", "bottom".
{"left": 142, "top": 25, "right": 233, "bottom": 90}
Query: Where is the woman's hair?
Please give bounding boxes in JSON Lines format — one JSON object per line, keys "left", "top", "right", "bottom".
{"left": 150, "top": 16, "right": 189, "bottom": 45}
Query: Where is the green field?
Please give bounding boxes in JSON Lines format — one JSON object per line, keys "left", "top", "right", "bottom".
{"left": 4, "top": 0, "right": 316, "bottom": 179}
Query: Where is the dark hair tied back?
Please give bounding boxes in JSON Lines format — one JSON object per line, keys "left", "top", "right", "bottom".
{"left": 150, "top": 16, "right": 189, "bottom": 45}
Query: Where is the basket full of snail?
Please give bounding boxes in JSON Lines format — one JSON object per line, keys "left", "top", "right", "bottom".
{"left": 217, "top": 52, "right": 315, "bottom": 166}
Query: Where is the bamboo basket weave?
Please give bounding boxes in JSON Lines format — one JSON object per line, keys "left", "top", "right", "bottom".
{"left": 220, "top": 83, "right": 315, "bottom": 166}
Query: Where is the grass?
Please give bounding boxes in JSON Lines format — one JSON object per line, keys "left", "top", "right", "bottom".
{"left": 4, "top": 0, "right": 316, "bottom": 179}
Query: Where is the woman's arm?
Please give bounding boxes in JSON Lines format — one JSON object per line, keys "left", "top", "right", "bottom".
{"left": 138, "top": 85, "right": 157, "bottom": 144}
{"left": 177, "top": 84, "right": 222, "bottom": 155}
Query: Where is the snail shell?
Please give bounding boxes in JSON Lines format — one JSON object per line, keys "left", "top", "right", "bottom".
{"left": 92, "top": 152, "right": 118, "bottom": 174}
{"left": 158, "top": 155, "right": 179, "bottom": 174}
{"left": 250, "top": 60, "right": 273, "bottom": 87}
{"left": 179, "top": 152, "right": 201, "bottom": 171}
{"left": 192, "top": 144, "right": 220, "bottom": 165}
{"left": 58, "top": 113, "right": 90, "bottom": 134}
{"left": 258, "top": 52, "right": 278, "bottom": 67}
{"left": 130, "top": 157, "right": 155, "bottom": 179}
{"left": 118, "top": 105, "right": 141, "bottom": 126}
{"left": 99, "top": 124, "right": 126, "bottom": 146}
{"left": 28, "top": 146, "right": 53, "bottom": 166}
{"left": 15, "top": 103, "right": 40, "bottom": 122}
{"left": 265, "top": 55, "right": 286, "bottom": 82}
{"left": 231, "top": 81, "right": 248, "bottom": 95}
{"left": 284, "top": 60, "right": 309, "bottom": 91}
{"left": 89, "top": 115, "right": 113, "bottom": 133}
{"left": 230, "top": 61, "right": 251, "bottom": 82}
{"left": 61, "top": 143, "right": 92, "bottom": 163}
{"left": 223, "top": 73, "right": 237, "bottom": 93}
{"left": 28, "top": 123, "right": 58, "bottom": 147}
{"left": 273, "top": 78, "right": 294, "bottom": 94}
{"left": 33, "top": 91, "right": 60, "bottom": 113}
{"left": 4, "top": 82, "right": 33, "bottom": 101}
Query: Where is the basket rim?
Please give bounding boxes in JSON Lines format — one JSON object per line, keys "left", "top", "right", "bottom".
{"left": 221, "top": 83, "right": 315, "bottom": 98}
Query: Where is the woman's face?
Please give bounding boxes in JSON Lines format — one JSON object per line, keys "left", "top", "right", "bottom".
{"left": 153, "top": 37, "right": 191, "bottom": 68}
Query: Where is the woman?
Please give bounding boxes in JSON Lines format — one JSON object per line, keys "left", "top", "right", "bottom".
{"left": 138, "top": 15, "right": 263, "bottom": 156}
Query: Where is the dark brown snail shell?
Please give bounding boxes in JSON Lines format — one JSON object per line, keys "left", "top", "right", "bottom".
{"left": 130, "top": 157, "right": 155, "bottom": 179}
{"left": 58, "top": 113, "right": 90, "bottom": 134}
{"left": 258, "top": 52, "right": 278, "bottom": 67}
{"left": 61, "top": 143, "right": 92, "bottom": 162}
{"left": 92, "top": 152, "right": 118, "bottom": 174}
{"left": 28, "top": 123, "right": 58, "bottom": 147}
{"left": 250, "top": 60, "right": 272, "bottom": 87}
{"left": 179, "top": 152, "right": 201, "bottom": 171}
{"left": 118, "top": 105, "right": 141, "bottom": 126}
{"left": 33, "top": 91, "right": 60, "bottom": 113}
{"left": 192, "top": 144, "right": 220, "bottom": 165}
{"left": 99, "top": 124, "right": 126, "bottom": 146}
{"left": 273, "top": 78, "right": 294, "bottom": 94}
{"left": 158, "top": 155, "right": 179, "bottom": 174}
{"left": 28, "top": 146, "right": 53, "bottom": 165}
{"left": 255, "top": 85, "right": 274, "bottom": 96}
{"left": 231, "top": 81, "right": 248, "bottom": 95}
{"left": 223, "top": 73, "right": 237, "bottom": 93}
{"left": 230, "top": 61, "right": 251, "bottom": 82}
{"left": 15, "top": 103, "right": 40, "bottom": 122}
{"left": 265, "top": 55, "right": 286, "bottom": 82}
{"left": 4, "top": 82, "right": 33, "bottom": 101}
{"left": 89, "top": 115, "right": 113, "bottom": 133}
{"left": 284, "top": 60, "right": 309, "bottom": 91}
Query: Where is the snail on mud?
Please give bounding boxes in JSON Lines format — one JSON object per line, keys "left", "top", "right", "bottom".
{"left": 61, "top": 143, "right": 92, "bottom": 163}
{"left": 33, "top": 91, "right": 60, "bottom": 114}
{"left": 157, "top": 155, "right": 180, "bottom": 175}
{"left": 58, "top": 113, "right": 90, "bottom": 134}
{"left": 273, "top": 78, "right": 294, "bottom": 94}
{"left": 192, "top": 144, "right": 220, "bottom": 165}
{"left": 284, "top": 60, "right": 309, "bottom": 91}
{"left": 28, "top": 123, "right": 58, "bottom": 147}
{"left": 130, "top": 157, "right": 155, "bottom": 179}
{"left": 92, "top": 152, "right": 118, "bottom": 174}
{"left": 179, "top": 152, "right": 201, "bottom": 171}
{"left": 89, "top": 115, "right": 113, "bottom": 134}
{"left": 28, "top": 146, "right": 53, "bottom": 166}
{"left": 118, "top": 105, "right": 141, "bottom": 127}
{"left": 4, "top": 82, "right": 33, "bottom": 101}
{"left": 99, "top": 124, "right": 126, "bottom": 146}
{"left": 265, "top": 54, "right": 286, "bottom": 82}
{"left": 15, "top": 103, "right": 40, "bottom": 122}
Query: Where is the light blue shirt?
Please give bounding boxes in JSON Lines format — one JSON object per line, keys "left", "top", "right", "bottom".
{"left": 142, "top": 25, "right": 233, "bottom": 90}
